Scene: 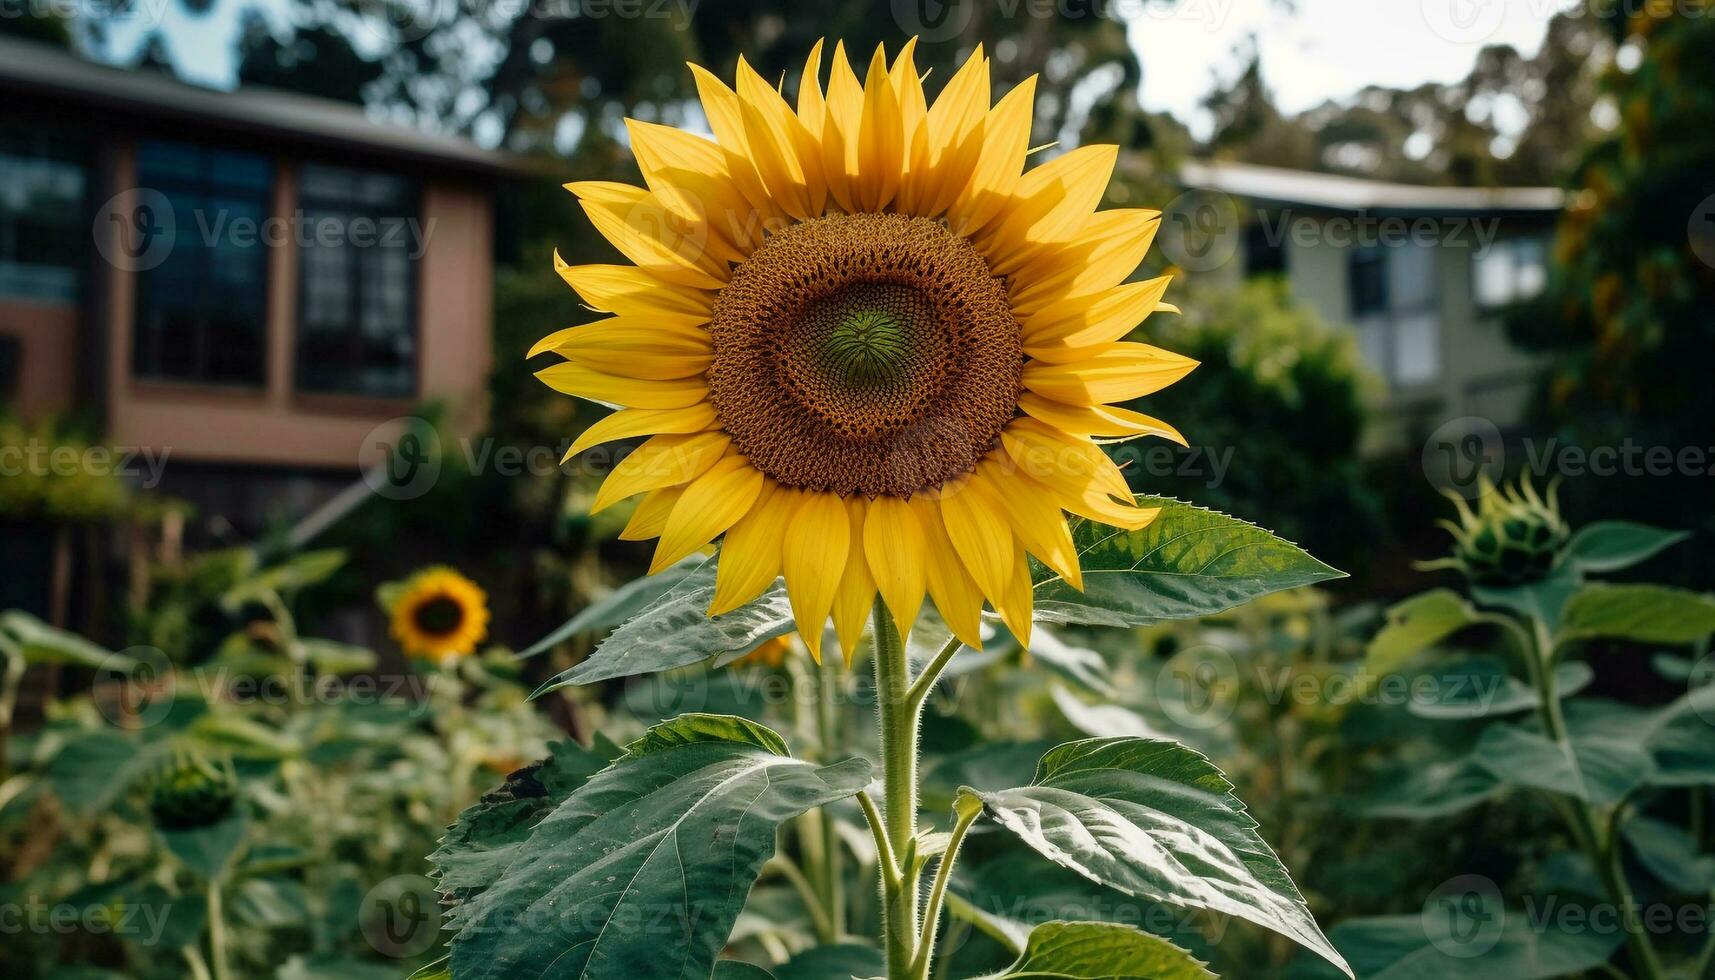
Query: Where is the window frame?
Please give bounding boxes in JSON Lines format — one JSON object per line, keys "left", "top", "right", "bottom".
{"left": 291, "top": 163, "right": 423, "bottom": 401}
{"left": 1471, "top": 233, "right": 1548, "bottom": 312}
{"left": 129, "top": 139, "right": 275, "bottom": 389}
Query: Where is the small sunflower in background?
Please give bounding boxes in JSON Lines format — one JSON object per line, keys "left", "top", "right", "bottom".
{"left": 729, "top": 634, "right": 793, "bottom": 669}
{"left": 388, "top": 567, "right": 491, "bottom": 661}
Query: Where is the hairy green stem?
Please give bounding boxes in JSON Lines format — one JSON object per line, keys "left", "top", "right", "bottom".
{"left": 906, "top": 634, "right": 964, "bottom": 710}
{"left": 872, "top": 602, "right": 921, "bottom": 980}
{"left": 816, "top": 650, "right": 845, "bottom": 938}
{"left": 911, "top": 799, "right": 982, "bottom": 980}
{"left": 1524, "top": 616, "right": 1663, "bottom": 980}
{"left": 207, "top": 878, "right": 232, "bottom": 980}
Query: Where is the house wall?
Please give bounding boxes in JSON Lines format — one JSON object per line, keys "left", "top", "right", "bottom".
{"left": 0, "top": 299, "right": 78, "bottom": 418}
{"left": 100, "top": 143, "right": 493, "bottom": 472}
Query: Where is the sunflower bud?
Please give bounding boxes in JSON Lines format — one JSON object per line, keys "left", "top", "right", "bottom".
{"left": 1430, "top": 476, "right": 1570, "bottom": 587}
{"left": 148, "top": 752, "right": 238, "bottom": 830}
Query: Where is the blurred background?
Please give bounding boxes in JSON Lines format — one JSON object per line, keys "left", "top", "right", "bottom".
{"left": 1, "top": 0, "right": 1713, "bottom": 977}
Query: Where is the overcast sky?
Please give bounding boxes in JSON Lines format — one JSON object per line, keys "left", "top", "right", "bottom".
{"left": 101, "top": 0, "right": 1562, "bottom": 140}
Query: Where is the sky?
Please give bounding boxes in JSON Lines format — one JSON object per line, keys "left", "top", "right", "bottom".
{"left": 98, "top": 0, "right": 1563, "bottom": 140}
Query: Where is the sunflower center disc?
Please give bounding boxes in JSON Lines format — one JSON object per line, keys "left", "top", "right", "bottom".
{"left": 707, "top": 213, "right": 1022, "bottom": 497}
{"left": 413, "top": 595, "right": 465, "bottom": 636}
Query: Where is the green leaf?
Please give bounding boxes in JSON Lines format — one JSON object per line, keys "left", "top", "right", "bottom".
{"left": 1406, "top": 658, "right": 1591, "bottom": 721}
{"left": 1360, "top": 758, "right": 1501, "bottom": 819}
{"left": 1623, "top": 816, "right": 1715, "bottom": 893}
{"left": 1050, "top": 685, "right": 1169, "bottom": 739}
{"left": 1473, "top": 724, "right": 1655, "bottom": 805}
{"left": 1643, "top": 684, "right": 1715, "bottom": 786}
{"left": 519, "top": 554, "right": 705, "bottom": 658}
{"left": 968, "top": 737, "right": 1350, "bottom": 976}
{"left": 430, "top": 738, "right": 619, "bottom": 908}
{"left": 221, "top": 549, "right": 345, "bottom": 608}
{"left": 986, "top": 920, "right": 1213, "bottom": 979}
{"left": 712, "top": 962, "right": 778, "bottom": 980}
{"left": 277, "top": 955, "right": 402, "bottom": 980}
{"left": 1310, "top": 902, "right": 1622, "bottom": 980}
{"left": 530, "top": 557, "right": 793, "bottom": 695}
{"left": 1365, "top": 590, "right": 1480, "bottom": 677}
{"left": 1565, "top": 521, "right": 1688, "bottom": 573}
{"left": 1032, "top": 498, "right": 1344, "bottom": 628}
{"left": 297, "top": 639, "right": 377, "bottom": 675}
{"left": 1030, "top": 629, "right": 1116, "bottom": 697}
{"left": 159, "top": 809, "right": 249, "bottom": 880}
{"left": 772, "top": 944, "right": 884, "bottom": 980}
{"left": 0, "top": 610, "right": 127, "bottom": 668}
{"left": 1471, "top": 573, "right": 1579, "bottom": 635}
{"left": 47, "top": 731, "right": 169, "bottom": 814}
{"left": 1557, "top": 584, "right": 1715, "bottom": 646}
{"left": 446, "top": 714, "right": 871, "bottom": 980}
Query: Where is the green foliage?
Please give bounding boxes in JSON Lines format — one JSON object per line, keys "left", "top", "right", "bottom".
{"left": 1134, "top": 278, "right": 1383, "bottom": 576}
{"left": 995, "top": 920, "right": 1214, "bottom": 979}
{"left": 0, "top": 415, "right": 129, "bottom": 523}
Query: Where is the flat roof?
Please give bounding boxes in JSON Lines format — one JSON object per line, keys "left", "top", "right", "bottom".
{"left": 1180, "top": 160, "right": 1564, "bottom": 214}
{"left": 0, "top": 37, "right": 524, "bottom": 176}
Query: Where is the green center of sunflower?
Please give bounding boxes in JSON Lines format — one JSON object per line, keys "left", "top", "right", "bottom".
{"left": 412, "top": 595, "right": 465, "bottom": 636}
{"left": 824, "top": 308, "right": 909, "bottom": 388}
{"left": 706, "top": 213, "right": 1023, "bottom": 498}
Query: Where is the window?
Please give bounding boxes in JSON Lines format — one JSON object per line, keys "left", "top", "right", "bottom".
{"left": 0, "top": 132, "right": 87, "bottom": 302}
{"left": 294, "top": 164, "right": 419, "bottom": 398}
{"left": 1349, "top": 242, "right": 1441, "bottom": 387}
{"left": 132, "top": 140, "right": 273, "bottom": 386}
{"left": 1473, "top": 234, "right": 1547, "bottom": 308}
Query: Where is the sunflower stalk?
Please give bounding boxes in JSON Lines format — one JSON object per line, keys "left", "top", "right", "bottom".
{"left": 871, "top": 601, "right": 924, "bottom": 979}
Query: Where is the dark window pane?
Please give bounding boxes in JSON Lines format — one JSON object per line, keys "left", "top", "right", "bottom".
{"left": 295, "top": 164, "right": 419, "bottom": 398}
{"left": 1349, "top": 247, "right": 1388, "bottom": 316}
{"left": 132, "top": 140, "right": 271, "bottom": 386}
{"left": 0, "top": 131, "right": 87, "bottom": 302}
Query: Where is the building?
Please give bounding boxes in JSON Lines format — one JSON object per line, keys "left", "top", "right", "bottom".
{"left": 1177, "top": 160, "right": 1563, "bottom": 449}
{"left": 0, "top": 36, "right": 519, "bottom": 528}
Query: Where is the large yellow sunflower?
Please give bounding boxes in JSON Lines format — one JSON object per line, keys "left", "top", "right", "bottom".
{"left": 535, "top": 39, "right": 1194, "bottom": 661}
{"left": 389, "top": 567, "right": 491, "bottom": 661}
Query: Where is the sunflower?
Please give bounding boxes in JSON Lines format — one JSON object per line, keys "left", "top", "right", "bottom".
{"left": 535, "top": 39, "right": 1194, "bottom": 661}
{"left": 389, "top": 567, "right": 490, "bottom": 661}
{"left": 728, "top": 634, "right": 793, "bottom": 669}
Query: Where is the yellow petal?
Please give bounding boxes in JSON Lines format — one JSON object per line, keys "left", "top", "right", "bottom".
{"left": 687, "top": 62, "right": 778, "bottom": 220}
{"left": 863, "top": 494, "right": 927, "bottom": 638}
{"left": 591, "top": 431, "right": 729, "bottom": 513}
{"left": 939, "top": 475, "right": 1016, "bottom": 613}
{"left": 983, "top": 144, "right": 1118, "bottom": 273}
{"left": 1016, "top": 394, "right": 1186, "bottom": 446}
{"left": 1022, "top": 343, "right": 1199, "bottom": 405}
{"left": 736, "top": 56, "right": 814, "bottom": 220}
{"left": 831, "top": 497, "right": 877, "bottom": 664}
{"left": 651, "top": 455, "right": 765, "bottom": 573}
{"left": 821, "top": 41, "right": 864, "bottom": 213}
{"left": 855, "top": 43, "right": 903, "bottom": 213}
{"left": 891, "top": 38, "right": 928, "bottom": 195}
{"left": 913, "top": 495, "right": 986, "bottom": 650}
{"left": 564, "top": 403, "right": 720, "bottom": 460}
{"left": 710, "top": 481, "right": 790, "bottom": 615}
{"left": 997, "top": 547, "right": 1035, "bottom": 647}
{"left": 555, "top": 257, "right": 712, "bottom": 318}
{"left": 619, "top": 485, "right": 683, "bottom": 541}
{"left": 977, "top": 458, "right": 1081, "bottom": 592}
{"left": 529, "top": 312, "right": 709, "bottom": 360}
{"left": 572, "top": 183, "right": 730, "bottom": 289}
{"left": 1000, "top": 417, "right": 1132, "bottom": 500}
{"left": 535, "top": 363, "right": 707, "bottom": 410}
{"left": 533, "top": 321, "right": 711, "bottom": 379}
{"left": 910, "top": 45, "right": 989, "bottom": 217}
{"left": 948, "top": 74, "right": 1036, "bottom": 235}
{"left": 1020, "top": 276, "right": 1173, "bottom": 354}
{"left": 781, "top": 490, "right": 850, "bottom": 662}
{"left": 623, "top": 118, "right": 757, "bottom": 256}
{"left": 1010, "top": 209, "right": 1161, "bottom": 315}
